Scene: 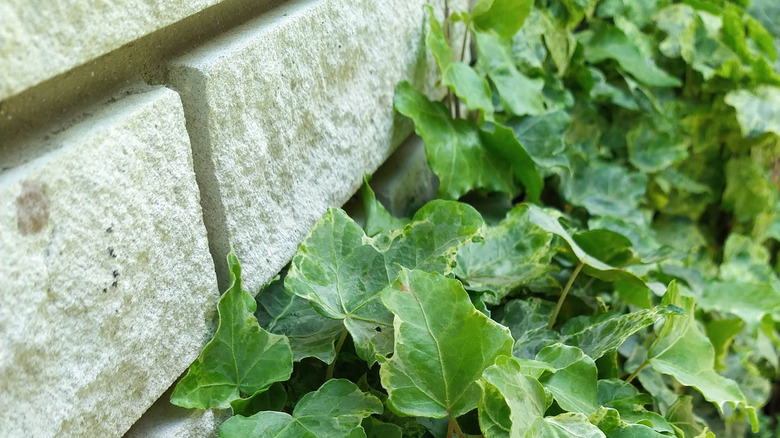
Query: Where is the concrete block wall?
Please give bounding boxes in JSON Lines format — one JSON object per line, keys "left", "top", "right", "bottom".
{"left": 0, "top": 0, "right": 462, "bottom": 436}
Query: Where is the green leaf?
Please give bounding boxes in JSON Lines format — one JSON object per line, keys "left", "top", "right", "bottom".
{"left": 580, "top": 24, "right": 682, "bottom": 87}
{"left": 536, "top": 344, "right": 600, "bottom": 415}
{"left": 285, "top": 208, "right": 393, "bottom": 364}
{"left": 455, "top": 205, "right": 554, "bottom": 304}
{"left": 424, "top": 4, "right": 453, "bottom": 73}
{"left": 475, "top": 30, "right": 546, "bottom": 117}
{"left": 725, "top": 86, "right": 780, "bottom": 138}
{"left": 361, "top": 175, "right": 409, "bottom": 237}
{"left": 481, "top": 124, "right": 544, "bottom": 202}
{"left": 362, "top": 418, "right": 403, "bottom": 438}
{"left": 256, "top": 276, "right": 344, "bottom": 363}
{"left": 627, "top": 121, "right": 689, "bottom": 173}
{"left": 286, "top": 201, "right": 483, "bottom": 364}
{"left": 230, "top": 382, "right": 287, "bottom": 417}
{"left": 379, "top": 269, "right": 514, "bottom": 418}
{"left": 526, "top": 205, "right": 646, "bottom": 284}
{"left": 472, "top": 0, "right": 533, "bottom": 40}
{"left": 703, "top": 318, "right": 743, "bottom": 371}
{"left": 699, "top": 281, "right": 780, "bottom": 324}
{"left": 561, "top": 161, "right": 648, "bottom": 220}
{"left": 559, "top": 306, "right": 685, "bottom": 360}
{"left": 479, "top": 355, "right": 547, "bottom": 437}
{"left": 394, "top": 81, "right": 516, "bottom": 199}
{"left": 171, "top": 253, "right": 293, "bottom": 409}
{"left": 647, "top": 282, "right": 758, "bottom": 431}
{"left": 597, "top": 380, "right": 676, "bottom": 435}
{"left": 528, "top": 413, "right": 606, "bottom": 437}
{"left": 509, "top": 111, "right": 571, "bottom": 173}
{"left": 665, "top": 396, "right": 715, "bottom": 438}
{"left": 722, "top": 157, "right": 776, "bottom": 224}
{"left": 500, "top": 298, "right": 559, "bottom": 359}
{"left": 443, "top": 62, "right": 495, "bottom": 122}
{"left": 424, "top": 6, "right": 494, "bottom": 122}
{"left": 379, "top": 199, "right": 484, "bottom": 275}
{"left": 218, "top": 379, "right": 382, "bottom": 438}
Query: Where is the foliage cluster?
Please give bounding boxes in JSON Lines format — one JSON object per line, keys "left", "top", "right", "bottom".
{"left": 172, "top": 0, "right": 780, "bottom": 436}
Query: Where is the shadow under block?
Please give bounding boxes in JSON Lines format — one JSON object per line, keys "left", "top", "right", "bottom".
{"left": 0, "top": 86, "right": 219, "bottom": 437}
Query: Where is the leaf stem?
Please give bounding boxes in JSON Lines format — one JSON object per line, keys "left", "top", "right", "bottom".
{"left": 626, "top": 361, "right": 649, "bottom": 384}
{"left": 326, "top": 326, "right": 348, "bottom": 380}
{"left": 548, "top": 261, "right": 585, "bottom": 329}
{"left": 449, "top": 416, "right": 467, "bottom": 438}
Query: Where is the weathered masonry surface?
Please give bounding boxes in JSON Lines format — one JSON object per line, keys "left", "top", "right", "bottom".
{"left": 0, "top": 0, "right": 462, "bottom": 436}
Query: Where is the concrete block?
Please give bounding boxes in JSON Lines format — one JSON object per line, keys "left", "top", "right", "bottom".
{"left": 0, "top": 0, "right": 223, "bottom": 99}
{"left": 124, "top": 386, "right": 229, "bottom": 438}
{"left": 169, "top": 0, "right": 466, "bottom": 293}
{"left": 0, "top": 86, "right": 219, "bottom": 437}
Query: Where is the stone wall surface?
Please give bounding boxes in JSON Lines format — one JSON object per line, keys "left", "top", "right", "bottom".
{"left": 168, "top": 0, "right": 457, "bottom": 294}
{"left": 0, "top": 0, "right": 224, "bottom": 100}
{"left": 0, "top": 0, "right": 462, "bottom": 436}
{"left": 0, "top": 87, "right": 219, "bottom": 437}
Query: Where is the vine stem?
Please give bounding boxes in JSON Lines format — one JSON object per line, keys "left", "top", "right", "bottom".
{"left": 326, "top": 327, "right": 348, "bottom": 380}
{"left": 548, "top": 261, "right": 585, "bottom": 329}
{"left": 449, "top": 416, "right": 467, "bottom": 438}
{"left": 626, "top": 361, "right": 649, "bottom": 384}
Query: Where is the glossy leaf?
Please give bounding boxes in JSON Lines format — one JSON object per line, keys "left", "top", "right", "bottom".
{"left": 361, "top": 175, "right": 409, "bottom": 237}
{"left": 171, "top": 253, "right": 293, "bottom": 409}
{"left": 647, "top": 282, "right": 758, "bottom": 431}
{"left": 455, "top": 205, "right": 554, "bottom": 304}
{"left": 559, "top": 306, "right": 684, "bottom": 360}
{"left": 218, "top": 379, "right": 382, "bottom": 438}
{"left": 479, "top": 355, "right": 547, "bottom": 437}
{"left": 500, "top": 298, "right": 559, "bottom": 359}
{"left": 472, "top": 0, "right": 533, "bottom": 40}
{"left": 257, "top": 276, "right": 344, "bottom": 363}
{"left": 379, "top": 269, "right": 514, "bottom": 418}
{"left": 394, "top": 81, "right": 516, "bottom": 199}
{"left": 536, "top": 344, "right": 600, "bottom": 415}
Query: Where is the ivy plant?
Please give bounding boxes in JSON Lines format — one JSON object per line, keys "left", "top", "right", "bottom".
{"left": 172, "top": 0, "right": 780, "bottom": 436}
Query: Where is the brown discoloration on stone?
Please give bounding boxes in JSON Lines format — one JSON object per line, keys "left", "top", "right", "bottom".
{"left": 16, "top": 181, "right": 49, "bottom": 235}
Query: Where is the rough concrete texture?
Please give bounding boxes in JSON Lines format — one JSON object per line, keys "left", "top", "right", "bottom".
{"left": 124, "top": 386, "right": 230, "bottom": 438}
{"left": 0, "top": 86, "right": 219, "bottom": 437}
{"left": 0, "top": 0, "right": 224, "bottom": 100}
{"left": 169, "top": 0, "right": 466, "bottom": 294}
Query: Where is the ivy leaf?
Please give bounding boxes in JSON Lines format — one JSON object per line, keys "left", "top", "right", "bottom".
{"left": 526, "top": 205, "right": 646, "bottom": 284}
{"left": 170, "top": 253, "right": 293, "bottom": 409}
{"left": 698, "top": 281, "right": 780, "bottom": 324}
{"left": 597, "top": 380, "right": 676, "bottom": 435}
{"left": 472, "top": 0, "right": 534, "bottom": 40}
{"left": 580, "top": 23, "right": 682, "bottom": 87}
{"left": 218, "top": 379, "right": 382, "bottom": 438}
{"left": 455, "top": 205, "right": 554, "bottom": 304}
{"left": 425, "top": 5, "right": 494, "bottom": 122}
{"left": 361, "top": 175, "right": 409, "bottom": 237}
{"left": 286, "top": 201, "right": 483, "bottom": 365}
{"left": 379, "top": 199, "right": 484, "bottom": 276}
{"left": 479, "top": 355, "right": 548, "bottom": 437}
{"left": 665, "top": 396, "right": 715, "bottom": 438}
{"left": 559, "top": 305, "right": 685, "bottom": 360}
{"left": 285, "top": 208, "right": 393, "bottom": 364}
{"left": 647, "top": 282, "right": 758, "bottom": 432}
{"left": 394, "top": 81, "right": 516, "bottom": 199}
{"left": 475, "top": 30, "right": 546, "bottom": 117}
{"left": 627, "top": 121, "right": 689, "bottom": 173}
{"left": 379, "top": 269, "right": 513, "bottom": 418}
{"left": 256, "top": 276, "right": 344, "bottom": 363}
{"left": 536, "top": 344, "right": 600, "bottom": 415}
{"left": 561, "top": 161, "right": 648, "bottom": 220}
{"left": 722, "top": 157, "right": 776, "bottom": 224}
{"left": 527, "top": 413, "right": 606, "bottom": 437}
{"left": 499, "top": 298, "right": 559, "bottom": 359}
{"left": 509, "top": 110, "right": 571, "bottom": 173}
{"left": 480, "top": 124, "right": 544, "bottom": 203}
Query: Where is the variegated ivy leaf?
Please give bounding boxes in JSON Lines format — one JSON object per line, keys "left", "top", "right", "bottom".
{"left": 535, "top": 344, "right": 599, "bottom": 415}
{"left": 379, "top": 269, "right": 513, "bottom": 419}
{"left": 171, "top": 253, "right": 293, "bottom": 410}
{"left": 648, "top": 282, "right": 758, "bottom": 432}
{"left": 285, "top": 201, "right": 482, "bottom": 365}
{"left": 456, "top": 205, "right": 554, "bottom": 305}
{"left": 218, "top": 379, "right": 382, "bottom": 438}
